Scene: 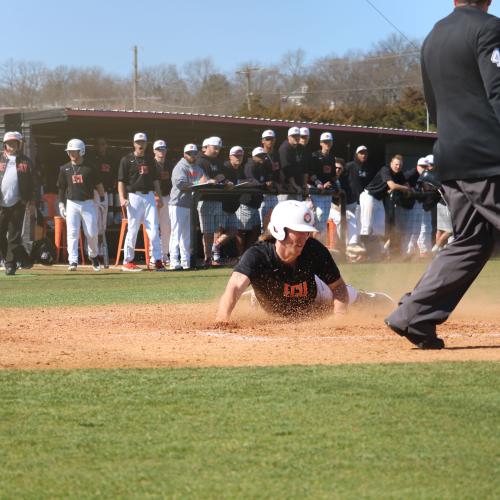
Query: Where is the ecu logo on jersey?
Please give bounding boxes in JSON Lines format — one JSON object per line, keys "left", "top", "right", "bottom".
{"left": 72, "top": 174, "right": 83, "bottom": 184}
{"left": 283, "top": 281, "right": 308, "bottom": 298}
{"left": 101, "top": 163, "right": 111, "bottom": 173}
{"left": 138, "top": 165, "right": 149, "bottom": 175}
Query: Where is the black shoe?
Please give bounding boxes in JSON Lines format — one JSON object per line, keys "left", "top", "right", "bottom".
{"left": 91, "top": 257, "right": 101, "bottom": 272}
{"left": 5, "top": 265, "right": 16, "bottom": 276}
{"left": 384, "top": 319, "right": 445, "bottom": 350}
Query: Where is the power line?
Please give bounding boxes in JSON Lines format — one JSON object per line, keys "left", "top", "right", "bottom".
{"left": 364, "top": 0, "right": 420, "bottom": 51}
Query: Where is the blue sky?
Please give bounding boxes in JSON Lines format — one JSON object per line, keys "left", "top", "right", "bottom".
{"left": 8, "top": 1, "right": 500, "bottom": 76}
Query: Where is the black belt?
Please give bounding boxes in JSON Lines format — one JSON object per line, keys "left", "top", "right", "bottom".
{"left": 129, "top": 190, "right": 151, "bottom": 194}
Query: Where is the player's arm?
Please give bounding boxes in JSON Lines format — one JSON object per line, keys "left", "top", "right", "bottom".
{"left": 153, "top": 180, "right": 163, "bottom": 208}
{"left": 118, "top": 181, "right": 128, "bottom": 207}
{"left": 387, "top": 180, "right": 411, "bottom": 193}
{"left": 95, "top": 182, "right": 105, "bottom": 198}
{"left": 215, "top": 271, "right": 251, "bottom": 324}
{"left": 328, "top": 277, "right": 349, "bottom": 315}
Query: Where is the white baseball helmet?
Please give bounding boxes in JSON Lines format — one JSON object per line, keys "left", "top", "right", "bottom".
{"left": 268, "top": 200, "right": 317, "bottom": 241}
{"left": 3, "top": 131, "right": 23, "bottom": 143}
{"left": 65, "top": 138, "right": 86, "bottom": 155}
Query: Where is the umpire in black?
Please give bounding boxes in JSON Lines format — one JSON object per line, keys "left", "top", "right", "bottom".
{"left": 386, "top": 0, "right": 500, "bottom": 349}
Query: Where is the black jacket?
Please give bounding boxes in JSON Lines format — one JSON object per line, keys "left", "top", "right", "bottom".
{"left": 0, "top": 152, "right": 37, "bottom": 203}
{"left": 422, "top": 6, "right": 500, "bottom": 181}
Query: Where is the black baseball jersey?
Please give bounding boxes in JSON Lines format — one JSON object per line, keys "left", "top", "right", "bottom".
{"left": 118, "top": 152, "right": 158, "bottom": 193}
{"left": 92, "top": 152, "right": 117, "bottom": 192}
{"left": 155, "top": 159, "right": 173, "bottom": 197}
{"left": 234, "top": 238, "right": 341, "bottom": 316}
{"left": 365, "top": 165, "right": 407, "bottom": 200}
{"left": 279, "top": 140, "right": 305, "bottom": 186}
{"left": 221, "top": 160, "right": 244, "bottom": 213}
{"left": 196, "top": 153, "right": 224, "bottom": 201}
{"left": 311, "top": 149, "right": 336, "bottom": 184}
{"left": 344, "top": 159, "right": 378, "bottom": 204}
{"left": 241, "top": 159, "right": 264, "bottom": 208}
{"left": 262, "top": 150, "right": 281, "bottom": 184}
{"left": 57, "top": 161, "right": 101, "bottom": 203}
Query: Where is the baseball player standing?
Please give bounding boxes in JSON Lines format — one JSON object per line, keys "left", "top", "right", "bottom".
{"left": 153, "top": 139, "right": 172, "bottom": 266}
{"left": 169, "top": 144, "right": 210, "bottom": 270}
{"left": 359, "top": 155, "right": 411, "bottom": 257}
{"left": 310, "top": 132, "right": 337, "bottom": 243}
{"left": 57, "top": 139, "right": 105, "bottom": 272}
{"left": 0, "top": 131, "right": 38, "bottom": 276}
{"left": 259, "top": 129, "right": 283, "bottom": 230}
{"left": 91, "top": 137, "right": 116, "bottom": 268}
{"left": 196, "top": 136, "right": 228, "bottom": 266}
{"left": 278, "top": 127, "right": 305, "bottom": 201}
{"left": 215, "top": 200, "right": 392, "bottom": 323}
{"left": 386, "top": 0, "right": 500, "bottom": 349}
{"left": 117, "top": 132, "right": 165, "bottom": 272}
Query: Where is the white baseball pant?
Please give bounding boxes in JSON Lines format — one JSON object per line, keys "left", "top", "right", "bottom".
{"left": 66, "top": 199, "right": 98, "bottom": 263}
{"left": 169, "top": 205, "right": 190, "bottom": 268}
{"left": 329, "top": 202, "right": 361, "bottom": 245}
{"left": 359, "top": 191, "right": 385, "bottom": 236}
{"left": 158, "top": 195, "right": 171, "bottom": 261}
{"left": 124, "top": 192, "right": 161, "bottom": 263}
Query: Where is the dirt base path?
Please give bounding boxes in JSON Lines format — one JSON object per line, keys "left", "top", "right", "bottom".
{"left": 1, "top": 302, "right": 499, "bottom": 370}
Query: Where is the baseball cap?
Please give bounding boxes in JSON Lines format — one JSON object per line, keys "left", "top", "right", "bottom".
{"left": 320, "top": 132, "right": 333, "bottom": 142}
{"left": 153, "top": 139, "right": 167, "bottom": 150}
{"left": 206, "top": 136, "right": 223, "bottom": 147}
{"left": 288, "top": 126, "right": 300, "bottom": 136}
{"left": 3, "top": 131, "right": 23, "bottom": 143}
{"left": 356, "top": 145, "right": 368, "bottom": 154}
{"left": 252, "top": 147, "right": 266, "bottom": 157}
{"left": 425, "top": 154, "right": 434, "bottom": 164}
{"left": 417, "top": 157, "right": 429, "bottom": 167}
{"left": 229, "top": 146, "right": 244, "bottom": 156}
{"left": 262, "top": 129, "right": 276, "bottom": 139}
{"left": 299, "top": 127, "right": 310, "bottom": 136}
{"left": 184, "top": 143, "right": 198, "bottom": 154}
{"left": 134, "top": 132, "right": 147, "bottom": 142}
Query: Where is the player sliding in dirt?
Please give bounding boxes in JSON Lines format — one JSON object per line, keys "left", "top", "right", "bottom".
{"left": 215, "top": 200, "right": 392, "bottom": 323}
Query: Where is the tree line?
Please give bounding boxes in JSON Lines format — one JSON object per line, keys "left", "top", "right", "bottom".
{"left": 0, "top": 34, "right": 429, "bottom": 131}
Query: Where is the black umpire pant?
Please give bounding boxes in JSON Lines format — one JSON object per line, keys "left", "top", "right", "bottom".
{"left": 0, "top": 201, "right": 27, "bottom": 267}
{"left": 386, "top": 175, "right": 500, "bottom": 338}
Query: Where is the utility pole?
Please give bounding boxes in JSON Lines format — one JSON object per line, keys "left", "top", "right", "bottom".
{"left": 236, "top": 66, "right": 261, "bottom": 114}
{"left": 133, "top": 45, "right": 138, "bottom": 111}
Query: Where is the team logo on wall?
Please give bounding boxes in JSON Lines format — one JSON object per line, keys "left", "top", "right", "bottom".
{"left": 304, "top": 212, "right": 312, "bottom": 223}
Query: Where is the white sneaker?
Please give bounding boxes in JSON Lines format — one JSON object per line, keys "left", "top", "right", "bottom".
{"left": 68, "top": 263, "right": 77, "bottom": 271}
{"left": 91, "top": 257, "right": 101, "bottom": 272}
{"left": 170, "top": 263, "right": 183, "bottom": 271}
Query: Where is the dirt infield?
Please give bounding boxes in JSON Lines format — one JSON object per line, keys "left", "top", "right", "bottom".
{"left": 1, "top": 301, "right": 499, "bottom": 369}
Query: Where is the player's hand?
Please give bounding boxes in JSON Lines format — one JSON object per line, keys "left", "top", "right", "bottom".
{"left": 157, "top": 198, "right": 164, "bottom": 209}
{"left": 316, "top": 183, "right": 324, "bottom": 191}
{"left": 120, "top": 198, "right": 129, "bottom": 208}
{"left": 213, "top": 319, "right": 236, "bottom": 330}
{"left": 58, "top": 202, "right": 66, "bottom": 219}
{"left": 324, "top": 181, "right": 332, "bottom": 189}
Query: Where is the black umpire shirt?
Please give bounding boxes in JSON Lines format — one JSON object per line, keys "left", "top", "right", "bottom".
{"left": 422, "top": 6, "right": 500, "bottom": 181}
{"left": 235, "top": 238, "right": 341, "bottom": 316}
{"left": 57, "top": 161, "right": 101, "bottom": 203}
{"left": 118, "top": 153, "right": 158, "bottom": 193}
{"left": 262, "top": 150, "right": 282, "bottom": 185}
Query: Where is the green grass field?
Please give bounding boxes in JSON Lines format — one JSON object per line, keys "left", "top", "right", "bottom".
{"left": 1, "top": 260, "right": 499, "bottom": 498}
{"left": 0, "top": 364, "right": 499, "bottom": 498}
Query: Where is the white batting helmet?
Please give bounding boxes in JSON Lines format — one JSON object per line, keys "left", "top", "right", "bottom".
{"left": 268, "top": 200, "right": 317, "bottom": 241}
{"left": 65, "top": 138, "right": 86, "bottom": 156}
